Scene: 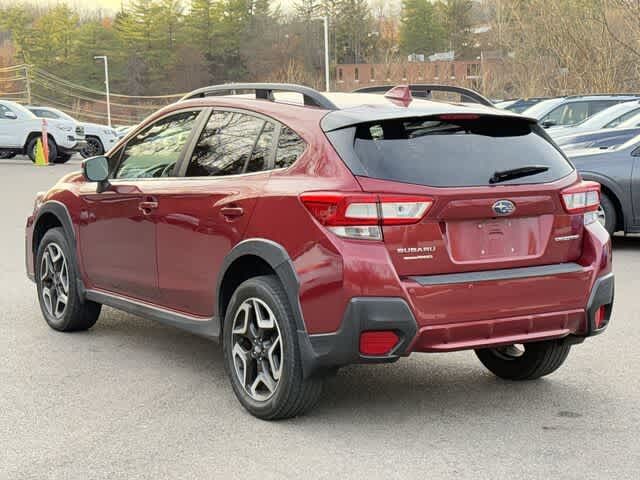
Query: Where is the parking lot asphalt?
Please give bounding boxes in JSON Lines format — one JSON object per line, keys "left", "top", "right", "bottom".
{"left": 1, "top": 157, "right": 639, "bottom": 479}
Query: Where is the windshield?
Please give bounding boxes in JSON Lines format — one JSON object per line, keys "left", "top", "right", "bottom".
{"left": 520, "top": 98, "right": 564, "bottom": 118}
{"left": 618, "top": 111, "right": 640, "bottom": 128}
{"left": 34, "top": 108, "right": 75, "bottom": 122}
{"left": 577, "top": 101, "right": 640, "bottom": 129}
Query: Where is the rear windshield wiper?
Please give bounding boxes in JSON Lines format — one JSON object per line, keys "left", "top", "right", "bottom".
{"left": 489, "top": 165, "right": 549, "bottom": 184}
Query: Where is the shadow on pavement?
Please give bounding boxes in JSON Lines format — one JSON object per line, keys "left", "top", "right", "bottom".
{"left": 82, "top": 307, "right": 609, "bottom": 424}
{"left": 612, "top": 234, "right": 640, "bottom": 250}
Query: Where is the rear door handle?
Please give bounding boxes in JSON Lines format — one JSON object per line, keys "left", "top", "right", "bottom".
{"left": 138, "top": 200, "right": 158, "bottom": 214}
{"left": 220, "top": 206, "right": 244, "bottom": 218}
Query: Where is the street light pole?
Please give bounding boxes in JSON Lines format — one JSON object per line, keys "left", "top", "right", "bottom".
{"left": 323, "top": 16, "right": 330, "bottom": 92}
{"left": 94, "top": 55, "right": 111, "bottom": 128}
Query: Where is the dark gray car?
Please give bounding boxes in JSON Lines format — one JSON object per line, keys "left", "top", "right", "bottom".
{"left": 568, "top": 135, "right": 640, "bottom": 235}
{"left": 557, "top": 127, "right": 640, "bottom": 152}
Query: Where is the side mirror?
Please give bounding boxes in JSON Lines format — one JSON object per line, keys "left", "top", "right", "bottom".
{"left": 3, "top": 111, "right": 17, "bottom": 120}
{"left": 82, "top": 156, "right": 110, "bottom": 191}
{"left": 541, "top": 120, "right": 557, "bottom": 128}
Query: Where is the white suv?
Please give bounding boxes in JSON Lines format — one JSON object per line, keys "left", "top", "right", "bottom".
{"left": 0, "top": 100, "right": 81, "bottom": 163}
{"left": 27, "top": 106, "right": 119, "bottom": 159}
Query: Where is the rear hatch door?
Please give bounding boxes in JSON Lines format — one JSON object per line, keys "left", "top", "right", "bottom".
{"left": 326, "top": 113, "right": 583, "bottom": 277}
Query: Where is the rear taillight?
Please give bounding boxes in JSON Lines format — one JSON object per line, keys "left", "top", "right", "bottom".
{"left": 300, "top": 192, "right": 433, "bottom": 240}
{"left": 560, "top": 181, "right": 600, "bottom": 225}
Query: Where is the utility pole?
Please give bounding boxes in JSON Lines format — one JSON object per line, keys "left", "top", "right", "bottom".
{"left": 24, "top": 65, "right": 31, "bottom": 104}
{"left": 323, "top": 16, "right": 330, "bottom": 92}
{"left": 94, "top": 55, "right": 111, "bottom": 128}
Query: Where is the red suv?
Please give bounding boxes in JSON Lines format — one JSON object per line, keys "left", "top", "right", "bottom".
{"left": 26, "top": 84, "right": 614, "bottom": 419}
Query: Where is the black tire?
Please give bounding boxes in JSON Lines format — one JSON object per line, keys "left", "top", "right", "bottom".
{"left": 27, "top": 136, "right": 57, "bottom": 163}
{"left": 80, "top": 136, "right": 104, "bottom": 159}
{"left": 222, "top": 275, "right": 323, "bottom": 420}
{"left": 35, "top": 227, "right": 101, "bottom": 332}
{"left": 54, "top": 153, "right": 72, "bottom": 164}
{"left": 475, "top": 339, "right": 571, "bottom": 380}
{"left": 599, "top": 192, "right": 617, "bottom": 236}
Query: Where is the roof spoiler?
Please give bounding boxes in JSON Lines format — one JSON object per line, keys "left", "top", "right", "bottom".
{"left": 180, "top": 83, "right": 338, "bottom": 110}
{"left": 353, "top": 84, "right": 494, "bottom": 107}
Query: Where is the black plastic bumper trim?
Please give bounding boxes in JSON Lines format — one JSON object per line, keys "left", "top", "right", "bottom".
{"left": 583, "top": 272, "right": 615, "bottom": 336}
{"left": 409, "top": 262, "right": 584, "bottom": 286}
{"left": 300, "top": 297, "right": 418, "bottom": 378}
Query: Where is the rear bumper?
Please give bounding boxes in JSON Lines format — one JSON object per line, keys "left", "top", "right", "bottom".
{"left": 301, "top": 270, "right": 614, "bottom": 377}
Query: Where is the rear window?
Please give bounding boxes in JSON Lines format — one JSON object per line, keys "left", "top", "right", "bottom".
{"left": 329, "top": 115, "right": 573, "bottom": 187}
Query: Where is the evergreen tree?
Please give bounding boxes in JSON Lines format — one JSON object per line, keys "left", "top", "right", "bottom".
{"left": 399, "top": 0, "right": 446, "bottom": 56}
{"left": 440, "top": 0, "right": 474, "bottom": 58}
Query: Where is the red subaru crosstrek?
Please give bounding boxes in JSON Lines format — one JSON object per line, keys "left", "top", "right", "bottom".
{"left": 26, "top": 84, "right": 614, "bottom": 419}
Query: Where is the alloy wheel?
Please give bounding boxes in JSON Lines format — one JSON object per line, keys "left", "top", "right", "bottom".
{"left": 231, "top": 298, "right": 283, "bottom": 402}
{"left": 40, "top": 243, "right": 69, "bottom": 319}
{"left": 491, "top": 344, "right": 525, "bottom": 361}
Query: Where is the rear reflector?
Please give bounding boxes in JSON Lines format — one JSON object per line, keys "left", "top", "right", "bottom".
{"left": 561, "top": 181, "right": 600, "bottom": 215}
{"left": 359, "top": 331, "right": 399, "bottom": 356}
{"left": 595, "top": 305, "right": 607, "bottom": 329}
{"left": 300, "top": 192, "right": 433, "bottom": 240}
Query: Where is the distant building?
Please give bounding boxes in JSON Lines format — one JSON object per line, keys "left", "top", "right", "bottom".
{"left": 335, "top": 58, "right": 500, "bottom": 93}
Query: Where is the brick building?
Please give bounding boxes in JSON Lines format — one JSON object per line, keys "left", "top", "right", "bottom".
{"left": 335, "top": 59, "right": 499, "bottom": 93}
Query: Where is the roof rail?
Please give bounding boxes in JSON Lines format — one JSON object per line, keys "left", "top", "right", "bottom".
{"left": 180, "top": 83, "right": 338, "bottom": 110}
{"left": 353, "top": 84, "right": 494, "bottom": 107}
{"left": 563, "top": 93, "right": 640, "bottom": 99}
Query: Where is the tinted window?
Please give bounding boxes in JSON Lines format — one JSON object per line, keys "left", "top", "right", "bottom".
{"left": 0, "top": 105, "right": 16, "bottom": 119}
{"left": 114, "top": 110, "right": 198, "bottom": 179}
{"left": 605, "top": 107, "right": 640, "bottom": 128}
{"left": 30, "top": 109, "right": 60, "bottom": 119}
{"left": 544, "top": 102, "right": 589, "bottom": 126}
{"left": 247, "top": 121, "right": 275, "bottom": 173}
{"left": 330, "top": 115, "right": 573, "bottom": 188}
{"left": 588, "top": 100, "right": 618, "bottom": 116}
{"left": 186, "top": 111, "right": 268, "bottom": 177}
{"left": 275, "top": 127, "right": 306, "bottom": 169}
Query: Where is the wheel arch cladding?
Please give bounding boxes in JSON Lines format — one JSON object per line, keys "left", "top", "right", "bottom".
{"left": 216, "top": 239, "right": 305, "bottom": 331}
{"left": 32, "top": 202, "right": 82, "bottom": 292}
{"left": 216, "top": 238, "right": 327, "bottom": 379}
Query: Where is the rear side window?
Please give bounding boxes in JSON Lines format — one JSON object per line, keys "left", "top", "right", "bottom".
{"left": 329, "top": 115, "right": 573, "bottom": 187}
{"left": 275, "top": 127, "right": 306, "bottom": 169}
{"left": 30, "top": 109, "right": 59, "bottom": 119}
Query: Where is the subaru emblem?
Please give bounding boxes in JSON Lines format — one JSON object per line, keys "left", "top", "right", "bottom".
{"left": 492, "top": 200, "right": 516, "bottom": 216}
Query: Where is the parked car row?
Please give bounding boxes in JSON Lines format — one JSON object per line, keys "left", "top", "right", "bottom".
{"left": 0, "top": 99, "right": 121, "bottom": 163}
{"left": 498, "top": 94, "right": 640, "bottom": 237}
